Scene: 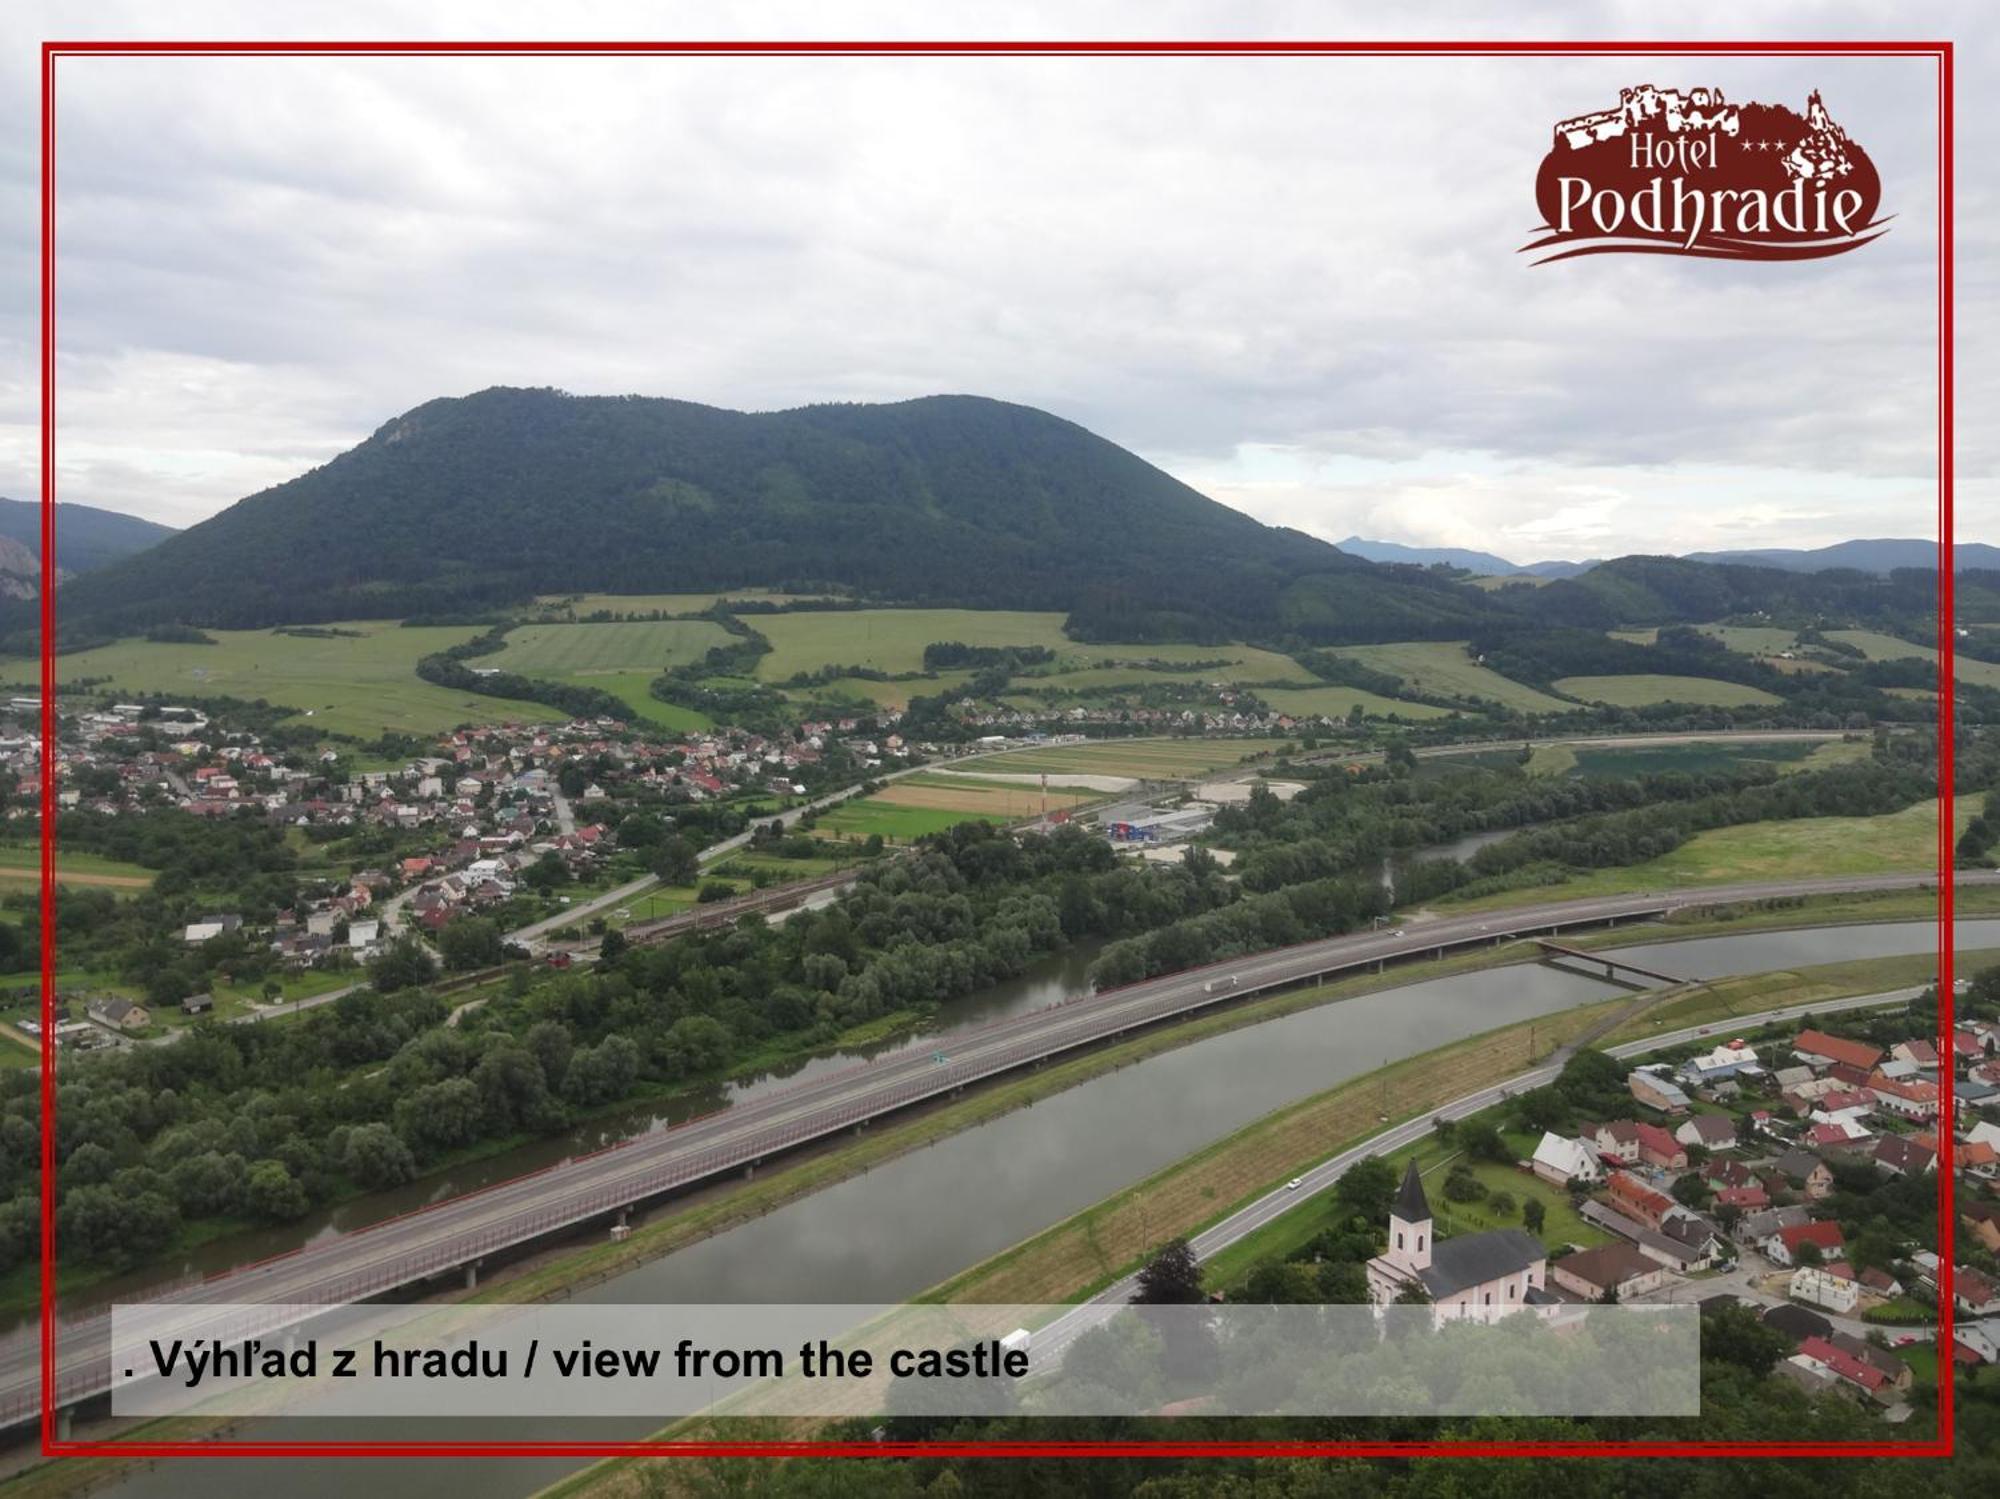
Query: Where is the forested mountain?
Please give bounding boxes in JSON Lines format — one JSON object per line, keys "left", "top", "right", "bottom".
{"left": 46, "top": 389, "right": 1484, "bottom": 641}
{"left": 0, "top": 497, "right": 175, "bottom": 576}
{"left": 1333, "top": 536, "right": 1524, "bottom": 575}
{"left": 1687, "top": 537, "right": 1994, "bottom": 573}
{"left": 28, "top": 388, "right": 1965, "bottom": 649}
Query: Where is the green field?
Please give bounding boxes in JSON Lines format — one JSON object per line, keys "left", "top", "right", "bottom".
{"left": 970, "top": 737, "right": 1289, "bottom": 779}
{"left": 0, "top": 844, "right": 153, "bottom": 890}
{"left": 1553, "top": 674, "right": 1784, "bottom": 708}
{"left": 1828, "top": 628, "right": 2000, "bottom": 689}
{"left": 537, "top": 589, "right": 824, "bottom": 615}
{"left": 56, "top": 622, "right": 561, "bottom": 739}
{"left": 1446, "top": 791, "right": 1966, "bottom": 910}
{"left": 756, "top": 609, "right": 1073, "bottom": 679}
{"left": 1320, "top": 641, "right": 1571, "bottom": 714}
{"left": 490, "top": 620, "right": 732, "bottom": 674}
{"left": 1255, "top": 684, "right": 1456, "bottom": 721}
{"left": 1694, "top": 624, "right": 1802, "bottom": 656}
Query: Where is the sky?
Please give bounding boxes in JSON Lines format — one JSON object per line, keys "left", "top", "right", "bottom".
{"left": 2, "top": 2, "right": 1989, "bottom": 564}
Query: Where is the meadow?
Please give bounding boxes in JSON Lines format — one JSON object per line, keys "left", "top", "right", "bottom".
{"left": 970, "top": 737, "right": 1289, "bottom": 779}
{"left": 755, "top": 609, "right": 1073, "bottom": 678}
{"left": 1319, "top": 641, "right": 1571, "bottom": 715}
{"left": 1552, "top": 674, "right": 1784, "bottom": 708}
{"left": 812, "top": 772, "right": 1098, "bottom": 844}
{"left": 55, "top": 622, "right": 560, "bottom": 739}
{"left": 1256, "top": 684, "right": 1456, "bottom": 721}
{"left": 1827, "top": 628, "right": 2000, "bottom": 690}
{"left": 489, "top": 619, "right": 733, "bottom": 674}
{"left": 1444, "top": 790, "right": 1968, "bottom": 911}
{"left": 0, "top": 843, "right": 153, "bottom": 891}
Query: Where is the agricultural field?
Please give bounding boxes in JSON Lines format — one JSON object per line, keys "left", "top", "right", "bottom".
{"left": 1827, "top": 628, "right": 2000, "bottom": 690}
{"left": 755, "top": 609, "right": 1072, "bottom": 679}
{"left": 1692, "top": 624, "right": 1802, "bottom": 656}
{"left": 1319, "top": 641, "right": 1571, "bottom": 715}
{"left": 1552, "top": 674, "right": 1784, "bottom": 708}
{"left": 535, "top": 589, "right": 826, "bottom": 615}
{"left": 1255, "top": 684, "right": 1456, "bottom": 721}
{"left": 969, "top": 737, "right": 1289, "bottom": 779}
{"left": 1446, "top": 791, "right": 1968, "bottom": 911}
{"left": 0, "top": 843, "right": 153, "bottom": 891}
{"left": 813, "top": 772, "right": 1098, "bottom": 844}
{"left": 1563, "top": 737, "right": 1856, "bottom": 780}
{"left": 55, "top": 622, "right": 561, "bottom": 739}
{"left": 489, "top": 620, "right": 732, "bottom": 675}
{"left": 789, "top": 672, "right": 974, "bottom": 712}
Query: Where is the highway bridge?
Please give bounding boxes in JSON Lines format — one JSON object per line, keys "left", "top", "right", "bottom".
{"left": 11, "top": 870, "right": 1978, "bottom": 1431}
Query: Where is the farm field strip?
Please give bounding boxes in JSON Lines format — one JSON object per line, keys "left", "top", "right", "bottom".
{"left": 1320, "top": 640, "right": 1571, "bottom": 715}
{"left": 971, "top": 737, "right": 1289, "bottom": 779}
{"left": 1552, "top": 673, "right": 1784, "bottom": 708}
{"left": 54, "top": 622, "right": 561, "bottom": 738}
{"left": 488, "top": 620, "right": 733, "bottom": 674}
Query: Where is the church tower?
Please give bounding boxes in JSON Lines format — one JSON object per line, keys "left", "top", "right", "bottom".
{"left": 1385, "top": 1158, "right": 1433, "bottom": 1275}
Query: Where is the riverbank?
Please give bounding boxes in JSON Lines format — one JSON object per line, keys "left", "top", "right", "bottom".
{"left": 4, "top": 897, "right": 1978, "bottom": 1499}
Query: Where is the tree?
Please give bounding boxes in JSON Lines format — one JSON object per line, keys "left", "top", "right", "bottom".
{"left": 1131, "top": 1238, "right": 1205, "bottom": 1305}
{"left": 1700, "top": 1301, "right": 1791, "bottom": 1377}
{"left": 1332, "top": 1156, "right": 1398, "bottom": 1225}
{"left": 652, "top": 835, "right": 700, "bottom": 887}
{"left": 1794, "top": 1241, "right": 1825, "bottom": 1268}
{"left": 243, "top": 1159, "right": 309, "bottom": 1221}
{"left": 439, "top": 917, "right": 504, "bottom": 972}
{"left": 1522, "top": 1198, "right": 1547, "bottom": 1236}
{"left": 369, "top": 936, "right": 438, "bottom": 994}
{"left": 342, "top": 1122, "right": 417, "bottom": 1190}
{"left": 598, "top": 927, "right": 629, "bottom": 964}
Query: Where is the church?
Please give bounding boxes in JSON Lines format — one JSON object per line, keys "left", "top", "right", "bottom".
{"left": 1365, "top": 1159, "right": 1554, "bottom": 1315}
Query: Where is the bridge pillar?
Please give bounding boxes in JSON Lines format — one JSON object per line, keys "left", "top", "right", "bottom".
{"left": 56, "top": 1406, "right": 71, "bottom": 1441}
{"left": 744, "top": 1162, "right": 755, "bottom": 1180}
{"left": 464, "top": 1260, "right": 482, "bottom": 1291}
{"left": 616, "top": 1206, "right": 629, "bottom": 1228}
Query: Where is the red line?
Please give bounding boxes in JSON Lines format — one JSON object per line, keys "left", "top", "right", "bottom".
{"left": 38, "top": 36, "right": 1958, "bottom": 1463}
{"left": 1934, "top": 42, "right": 1956, "bottom": 1454}
{"left": 37, "top": 41, "right": 56, "bottom": 1459}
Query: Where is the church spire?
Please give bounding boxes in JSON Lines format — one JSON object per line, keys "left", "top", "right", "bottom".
{"left": 1392, "top": 1157, "right": 1430, "bottom": 1224}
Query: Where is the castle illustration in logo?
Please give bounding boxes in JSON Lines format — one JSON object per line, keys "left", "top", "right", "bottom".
{"left": 1526, "top": 85, "right": 1885, "bottom": 263}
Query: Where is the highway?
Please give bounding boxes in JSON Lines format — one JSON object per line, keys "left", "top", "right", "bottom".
{"left": 16, "top": 870, "right": 1980, "bottom": 1425}
{"left": 1029, "top": 984, "right": 1929, "bottom": 1368}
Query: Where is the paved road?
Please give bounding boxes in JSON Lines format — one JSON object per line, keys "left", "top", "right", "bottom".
{"left": 15, "top": 871, "right": 1981, "bottom": 1424}
{"left": 504, "top": 758, "right": 943, "bottom": 948}
{"left": 1028, "top": 984, "right": 1929, "bottom": 1368}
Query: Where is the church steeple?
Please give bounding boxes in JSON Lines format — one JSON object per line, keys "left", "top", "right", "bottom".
{"left": 1386, "top": 1158, "right": 1432, "bottom": 1274}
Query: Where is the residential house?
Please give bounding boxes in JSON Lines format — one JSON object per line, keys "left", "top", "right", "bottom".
{"left": 1790, "top": 1262, "right": 1861, "bottom": 1315}
{"left": 1550, "top": 1242, "right": 1672, "bottom": 1301}
{"left": 1772, "top": 1148, "right": 1834, "bottom": 1199}
{"left": 1764, "top": 1220, "right": 1846, "bottom": 1268}
{"left": 1634, "top": 1122, "right": 1687, "bottom": 1170}
{"left": 1605, "top": 1171, "right": 1677, "bottom": 1230}
{"left": 87, "top": 996, "right": 149, "bottom": 1032}
{"left": 1793, "top": 1029, "right": 1885, "bottom": 1074}
{"left": 1794, "top": 1336, "right": 1896, "bottom": 1404}
{"left": 1628, "top": 1070, "right": 1691, "bottom": 1115}
{"left": 1530, "top": 1132, "right": 1602, "bottom": 1187}
{"left": 1676, "top": 1114, "right": 1737, "bottom": 1152}
{"left": 1872, "top": 1135, "right": 1937, "bottom": 1177}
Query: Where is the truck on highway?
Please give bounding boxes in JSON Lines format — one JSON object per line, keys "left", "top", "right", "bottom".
{"left": 1204, "top": 975, "right": 1238, "bottom": 994}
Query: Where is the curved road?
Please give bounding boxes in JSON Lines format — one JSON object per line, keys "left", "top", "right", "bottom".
{"left": 17, "top": 870, "right": 1981, "bottom": 1424}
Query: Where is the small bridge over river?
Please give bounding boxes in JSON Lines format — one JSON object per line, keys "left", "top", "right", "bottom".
{"left": 1533, "top": 939, "right": 1684, "bottom": 986}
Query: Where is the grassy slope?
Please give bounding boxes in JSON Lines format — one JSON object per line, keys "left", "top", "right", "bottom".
{"left": 1442, "top": 792, "right": 1970, "bottom": 911}
{"left": 1323, "top": 640, "right": 1571, "bottom": 714}
{"left": 755, "top": 609, "right": 1073, "bottom": 678}
{"left": 489, "top": 620, "right": 732, "bottom": 673}
{"left": 1552, "top": 674, "right": 1784, "bottom": 708}
{"left": 1257, "top": 684, "right": 1456, "bottom": 720}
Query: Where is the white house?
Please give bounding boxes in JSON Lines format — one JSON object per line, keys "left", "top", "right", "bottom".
{"left": 1530, "top": 1132, "right": 1602, "bottom": 1186}
{"left": 1791, "top": 1264, "right": 1861, "bottom": 1315}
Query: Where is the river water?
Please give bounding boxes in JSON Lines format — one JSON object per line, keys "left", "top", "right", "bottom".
{"left": 80, "top": 917, "right": 1980, "bottom": 1495}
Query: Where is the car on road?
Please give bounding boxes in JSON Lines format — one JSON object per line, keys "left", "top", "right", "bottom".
{"left": 1286, "top": 1178, "right": 1303, "bottom": 1191}
{"left": 1204, "top": 975, "right": 1239, "bottom": 994}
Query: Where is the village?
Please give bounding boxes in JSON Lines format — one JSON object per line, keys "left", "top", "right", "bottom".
{"left": 1452, "top": 1012, "right": 2000, "bottom": 1415}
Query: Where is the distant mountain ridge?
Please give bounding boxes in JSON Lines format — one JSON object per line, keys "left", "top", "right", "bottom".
{"left": 1347, "top": 534, "right": 1977, "bottom": 579}
{"left": 1336, "top": 537, "right": 1596, "bottom": 578}
{"left": 0, "top": 497, "right": 176, "bottom": 576}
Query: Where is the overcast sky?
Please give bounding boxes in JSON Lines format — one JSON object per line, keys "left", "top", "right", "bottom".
{"left": 3, "top": 2, "right": 1990, "bottom": 563}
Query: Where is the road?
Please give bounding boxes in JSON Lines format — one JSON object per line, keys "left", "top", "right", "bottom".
{"left": 504, "top": 758, "right": 942, "bottom": 948}
{"left": 1028, "top": 984, "right": 1929, "bottom": 1368}
{"left": 14, "top": 870, "right": 1982, "bottom": 1425}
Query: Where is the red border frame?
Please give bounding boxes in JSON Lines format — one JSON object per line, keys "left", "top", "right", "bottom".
{"left": 36, "top": 37, "right": 1955, "bottom": 1463}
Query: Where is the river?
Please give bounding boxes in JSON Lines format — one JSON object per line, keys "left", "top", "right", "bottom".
{"left": 77, "top": 916, "right": 1977, "bottom": 1495}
